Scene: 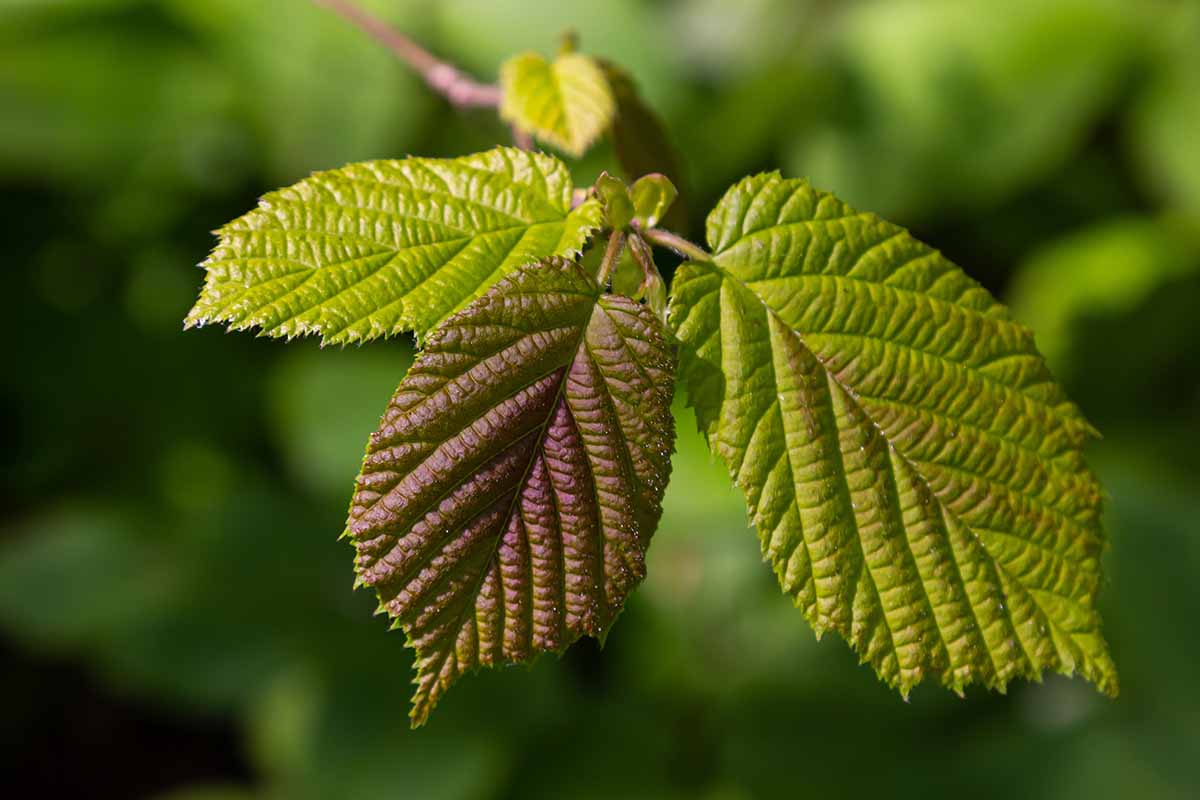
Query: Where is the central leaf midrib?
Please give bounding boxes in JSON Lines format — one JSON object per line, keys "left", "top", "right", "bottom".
{"left": 705, "top": 258, "right": 1094, "bottom": 533}
{"left": 329, "top": 165, "right": 566, "bottom": 225}
{"left": 761, "top": 307, "right": 911, "bottom": 671}
{"left": 736, "top": 270, "right": 1080, "bottom": 434}
{"left": 543, "top": 61, "right": 578, "bottom": 148}
{"left": 417, "top": 283, "right": 606, "bottom": 693}
{"left": 580, "top": 311, "right": 647, "bottom": 604}
{"left": 368, "top": 426, "right": 545, "bottom": 598}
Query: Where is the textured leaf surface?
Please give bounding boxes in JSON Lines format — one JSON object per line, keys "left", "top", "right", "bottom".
{"left": 500, "top": 52, "right": 615, "bottom": 158}
{"left": 348, "top": 258, "right": 676, "bottom": 725}
{"left": 185, "top": 148, "right": 603, "bottom": 344}
{"left": 668, "top": 172, "right": 1117, "bottom": 697}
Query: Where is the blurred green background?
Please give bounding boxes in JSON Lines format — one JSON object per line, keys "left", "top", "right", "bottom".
{"left": 2, "top": 0, "right": 1199, "bottom": 797}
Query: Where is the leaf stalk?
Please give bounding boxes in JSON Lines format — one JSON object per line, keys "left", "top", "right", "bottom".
{"left": 640, "top": 227, "right": 712, "bottom": 263}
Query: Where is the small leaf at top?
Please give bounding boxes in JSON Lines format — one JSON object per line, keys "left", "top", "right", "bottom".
{"left": 630, "top": 173, "right": 678, "bottom": 230}
{"left": 669, "top": 172, "right": 1117, "bottom": 698}
{"left": 348, "top": 257, "right": 676, "bottom": 726}
{"left": 185, "top": 148, "right": 603, "bottom": 344}
{"left": 500, "top": 51, "right": 615, "bottom": 158}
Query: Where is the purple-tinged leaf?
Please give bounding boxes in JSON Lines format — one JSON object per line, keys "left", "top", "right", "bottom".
{"left": 346, "top": 257, "right": 676, "bottom": 726}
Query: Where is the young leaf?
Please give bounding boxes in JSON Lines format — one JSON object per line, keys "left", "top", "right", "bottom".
{"left": 668, "top": 172, "right": 1117, "bottom": 697}
{"left": 627, "top": 233, "right": 668, "bottom": 323}
{"left": 347, "top": 257, "right": 676, "bottom": 726}
{"left": 500, "top": 51, "right": 615, "bottom": 158}
{"left": 630, "top": 173, "right": 678, "bottom": 230}
{"left": 185, "top": 147, "right": 603, "bottom": 344}
{"left": 595, "top": 172, "right": 635, "bottom": 231}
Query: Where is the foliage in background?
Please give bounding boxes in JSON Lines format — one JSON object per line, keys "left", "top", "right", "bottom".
{"left": 181, "top": 2, "right": 1119, "bottom": 722}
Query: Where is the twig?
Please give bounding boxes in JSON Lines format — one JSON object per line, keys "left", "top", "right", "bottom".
{"left": 640, "top": 228, "right": 711, "bottom": 263}
{"left": 315, "top": 0, "right": 501, "bottom": 109}
{"left": 511, "top": 125, "right": 535, "bottom": 151}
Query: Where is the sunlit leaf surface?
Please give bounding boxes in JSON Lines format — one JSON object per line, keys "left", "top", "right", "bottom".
{"left": 186, "top": 148, "right": 602, "bottom": 344}
{"left": 669, "top": 172, "right": 1117, "bottom": 697}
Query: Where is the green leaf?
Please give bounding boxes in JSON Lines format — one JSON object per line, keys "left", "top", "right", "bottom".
{"left": 668, "top": 172, "right": 1116, "bottom": 698}
{"left": 630, "top": 174, "right": 678, "bottom": 230}
{"left": 185, "top": 147, "right": 603, "bottom": 344}
{"left": 596, "top": 172, "right": 635, "bottom": 231}
{"left": 347, "top": 257, "right": 676, "bottom": 726}
{"left": 500, "top": 51, "right": 615, "bottom": 158}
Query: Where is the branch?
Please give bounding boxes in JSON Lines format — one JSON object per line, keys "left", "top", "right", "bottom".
{"left": 315, "top": 0, "right": 501, "bottom": 109}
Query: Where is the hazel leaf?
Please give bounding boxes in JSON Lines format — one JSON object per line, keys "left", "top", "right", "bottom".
{"left": 630, "top": 173, "right": 677, "bottom": 230}
{"left": 669, "top": 172, "right": 1117, "bottom": 699}
{"left": 348, "top": 257, "right": 676, "bottom": 726}
{"left": 186, "top": 148, "right": 603, "bottom": 344}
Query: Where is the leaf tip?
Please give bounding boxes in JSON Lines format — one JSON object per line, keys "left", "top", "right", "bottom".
{"left": 408, "top": 701, "right": 431, "bottom": 730}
